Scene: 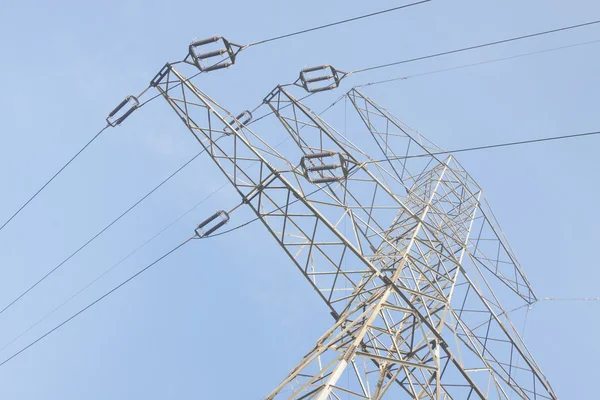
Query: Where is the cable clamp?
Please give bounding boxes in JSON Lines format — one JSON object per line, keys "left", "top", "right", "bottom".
{"left": 195, "top": 210, "right": 230, "bottom": 238}
{"left": 106, "top": 95, "right": 139, "bottom": 127}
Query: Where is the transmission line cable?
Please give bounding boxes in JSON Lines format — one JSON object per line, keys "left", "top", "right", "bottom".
{"left": 348, "top": 19, "right": 600, "bottom": 75}
{"left": 0, "top": 181, "right": 229, "bottom": 354}
{"left": 0, "top": 236, "right": 195, "bottom": 367}
{"left": 0, "top": 136, "right": 224, "bottom": 317}
{"left": 246, "top": 1, "right": 430, "bottom": 47}
{"left": 355, "top": 38, "right": 600, "bottom": 88}
{"left": 510, "top": 297, "right": 600, "bottom": 313}
{"left": 0, "top": 126, "right": 108, "bottom": 234}
{"left": 0, "top": 195, "right": 298, "bottom": 366}
{"left": 363, "top": 130, "right": 600, "bottom": 163}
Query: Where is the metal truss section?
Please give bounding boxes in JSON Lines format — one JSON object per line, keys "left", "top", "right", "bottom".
{"left": 261, "top": 86, "right": 555, "bottom": 399}
{"left": 154, "top": 64, "right": 556, "bottom": 399}
{"left": 346, "top": 89, "right": 536, "bottom": 305}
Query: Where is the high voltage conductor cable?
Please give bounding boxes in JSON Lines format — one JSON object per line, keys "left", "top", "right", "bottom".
{"left": 0, "top": 181, "right": 231, "bottom": 354}
{"left": 0, "top": 236, "right": 195, "bottom": 368}
{"left": 510, "top": 297, "right": 600, "bottom": 313}
{"left": 278, "top": 19, "right": 600, "bottom": 94}
{"left": 364, "top": 129, "right": 600, "bottom": 163}
{"left": 349, "top": 19, "right": 600, "bottom": 75}
{"left": 355, "top": 38, "right": 600, "bottom": 88}
{"left": 0, "top": 125, "right": 107, "bottom": 234}
{"left": 0, "top": 136, "right": 225, "bottom": 318}
{"left": 0, "top": 200, "right": 280, "bottom": 366}
{"left": 245, "top": 1, "right": 430, "bottom": 47}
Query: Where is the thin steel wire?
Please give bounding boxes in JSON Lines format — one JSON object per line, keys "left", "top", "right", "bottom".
{"left": 0, "top": 236, "right": 195, "bottom": 367}
{"left": 0, "top": 125, "right": 108, "bottom": 234}
{"left": 0, "top": 181, "right": 229, "bottom": 355}
{"left": 355, "top": 38, "right": 600, "bottom": 88}
{"left": 364, "top": 130, "right": 600, "bottom": 163}
{"left": 246, "top": 1, "right": 430, "bottom": 47}
{"left": 350, "top": 19, "right": 600, "bottom": 75}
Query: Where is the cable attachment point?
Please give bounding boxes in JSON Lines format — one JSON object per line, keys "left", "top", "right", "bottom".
{"left": 188, "top": 36, "right": 243, "bottom": 72}
{"left": 224, "top": 110, "right": 253, "bottom": 134}
{"left": 195, "top": 210, "right": 230, "bottom": 238}
{"left": 106, "top": 96, "right": 139, "bottom": 127}
{"left": 296, "top": 65, "right": 347, "bottom": 93}
{"left": 301, "top": 151, "right": 348, "bottom": 184}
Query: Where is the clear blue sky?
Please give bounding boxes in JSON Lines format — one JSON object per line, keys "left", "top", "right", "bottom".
{"left": 0, "top": 0, "right": 598, "bottom": 398}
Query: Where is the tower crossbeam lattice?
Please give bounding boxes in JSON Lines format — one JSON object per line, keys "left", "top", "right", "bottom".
{"left": 152, "top": 61, "right": 556, "bottom": 400}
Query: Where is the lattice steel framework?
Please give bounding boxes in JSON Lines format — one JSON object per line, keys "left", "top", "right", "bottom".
{"left": 152, "top": 62, "right": 556, "bottom": 400}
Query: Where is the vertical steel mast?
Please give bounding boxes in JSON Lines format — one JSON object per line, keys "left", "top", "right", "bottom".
{"left": 152, "top": 60, "right": 556, "bottom": 399}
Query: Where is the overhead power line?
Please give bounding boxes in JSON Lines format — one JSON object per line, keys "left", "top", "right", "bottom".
{"left": 0, "top": 137, "right": 225, "bottom": 318}
{"left": 365, "top": 129, "right": 600, "bottom": 163}
{"left": 350, "top": 19, "right": 600, "bottom": 74}
{"left": 0, "top": 181, "right": 231, "bottom": 354}
{"left": 510, "top": 297, "right": 600, "bottom": 313}
{"left": 247, "top": 1, "right": 430, "bottom": 47}
{"left": 356, "top": 38, "right": 600, "bottom": 88}
{"left": 0, "top": 236, "right": 195, "bottom": 368}
{"left": 0, "top": 126, "right": 108, "bottom": 235}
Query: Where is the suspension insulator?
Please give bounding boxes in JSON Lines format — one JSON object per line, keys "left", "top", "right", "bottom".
{"left": 224, "top": 110, "right": 253, "bottom": 134}
{"left": 195, "top": 210, "right": 230, "bottom": 238}
{"left": 297, "top": 65, "right": 346, "bottom": 93}
{"left": 301, "top": 151, "right": 348, "bottom": 184}
{"left": 106, "top": 95, "right": 139, "bottom": 127}
{"left": 188, "top": 36, "right": 239, "bottom": 72}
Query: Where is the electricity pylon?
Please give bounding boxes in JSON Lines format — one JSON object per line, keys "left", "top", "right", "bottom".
{"left": 151, "top": 60, "right": 556, "bottom": 399}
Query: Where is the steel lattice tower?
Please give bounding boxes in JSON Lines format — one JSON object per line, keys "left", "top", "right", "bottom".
{"left": 150, "top": 60, "right": 556, "bottom": 399}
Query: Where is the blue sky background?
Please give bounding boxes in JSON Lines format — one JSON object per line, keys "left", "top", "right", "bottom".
{"left": 0, "top": 0, "right": 598, "bottom": 398}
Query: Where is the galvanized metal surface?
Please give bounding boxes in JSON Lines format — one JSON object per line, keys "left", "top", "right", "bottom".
{"left": 154, "top": 62, "right": 556, "bottom": 400}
